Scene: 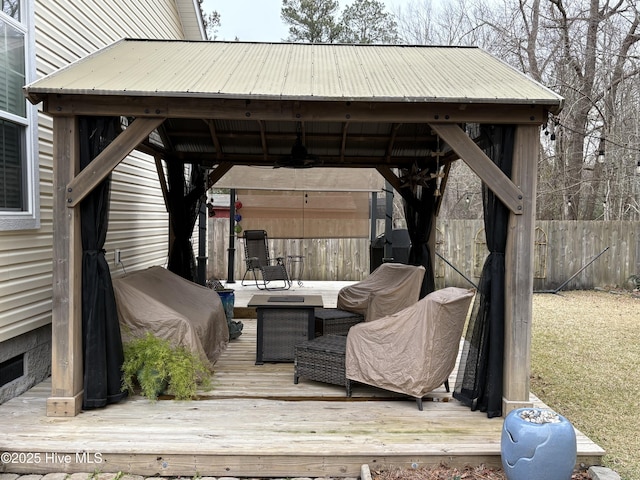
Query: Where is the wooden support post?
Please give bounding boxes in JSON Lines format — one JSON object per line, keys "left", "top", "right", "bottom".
{"left": 48, "top": 116, "right": 83, "bottom": 417}
{"left": 503, "top": 125, "right": 539, "bottom": 415}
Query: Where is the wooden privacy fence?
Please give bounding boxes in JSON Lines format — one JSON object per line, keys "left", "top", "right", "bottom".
{"left": 207, "top": 219, "right": 640, "bottom": 291}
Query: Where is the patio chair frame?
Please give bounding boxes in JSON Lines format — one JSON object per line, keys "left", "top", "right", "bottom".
{"left": 241, "top": 229, "right": 292, "bottom": 291}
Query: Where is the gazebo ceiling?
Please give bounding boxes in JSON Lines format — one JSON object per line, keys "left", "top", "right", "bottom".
{"left": 150, "top": 117, "right": 446, "bottom": 169}
{"left": 25, "top": 39, "right": 563, "bottom": 174}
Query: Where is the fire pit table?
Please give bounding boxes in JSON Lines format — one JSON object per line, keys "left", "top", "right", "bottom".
{"left": 248, "top": 294, "right": 324, "bottom": 364}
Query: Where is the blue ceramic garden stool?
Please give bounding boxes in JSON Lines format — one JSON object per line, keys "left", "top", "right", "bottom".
{"left": 501, "top": 408, "right": 577, "bottom": 480}
{"left": 217, "top": 289, "right": 235, "bottom": 323}
{"left": 217, "top": 289, "right": 243, "bottom": 340}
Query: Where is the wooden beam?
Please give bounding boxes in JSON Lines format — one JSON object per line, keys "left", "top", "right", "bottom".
{"left": 300, "top": 121, "right": 306, "bottom": 144}
{"left": 65, "top": 117, "right": 165, "bottom": 207}
{"left": 48, "top": 116, "right": 83, "bottom": 417}
{"left": 169, "top": 152, "right": 430, "bottom": 168}
{"left": 503, "top": 125, "right": 539, "bottom": 415}
{"left": 166, "top": 129, "right": 433, "bottom": 144}
{"left": 257, "top": 120, "right": 269, "bottom": 162}
{"left": 154, "top": 156, "right": 169, "bottom": 212}
{"left": 339, "top": 122, "right": 349, "bottom": 162}
{"left": 435, "top": 161, "right": 453, "bottom": 217}
{"left": 156, "top": 122, "right": 174, "bottom": 152}
{"left": 375, "top": 166, "right": 402, "bottom": 193}
{"left": 207, "top": 162, "right": 234, "bottom": 189}
{"left": 205, "top": 119, "right": 223, "bottom": 161}
{"left": 375, "top": 165, "right": 418, "bottom": 207}
{"left": 385, "top": 123, "right": 401, "bottom": 161}
{"left": 429, "top": 123, "right": 524, "bottom": 215}
{"left": 44, "top": 95, "right": 552, "bottom": 125}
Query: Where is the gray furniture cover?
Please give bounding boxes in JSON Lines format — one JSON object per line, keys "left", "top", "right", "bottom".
{"left": 336, "top": 262, "right": 426, "bottom": 321}
{"left": 345, "top": 286, "right": 475, "bottom": 401}
{"left": 113, "top": 266, "right": 229, "bottom": 369}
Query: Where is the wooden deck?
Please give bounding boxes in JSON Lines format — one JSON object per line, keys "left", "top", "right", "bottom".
{"left": 0, "top": 282, "right": 604, "bottom": 477}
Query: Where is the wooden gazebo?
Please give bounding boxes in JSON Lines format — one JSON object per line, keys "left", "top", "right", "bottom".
{"left": 24, "top": 39, "right": 563, "bottom": 417}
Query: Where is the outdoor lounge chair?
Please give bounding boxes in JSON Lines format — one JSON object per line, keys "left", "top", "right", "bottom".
{"left": 336, "top": 262, "right": 426, "bottom": 321}
{"left": 310, "top": 262, "right": 425, "bottom": 337}
{"left": 294, "top": 287, "right": 475, "bottom": 410}
{"left": 346, "top": 286, "right": 475, "bottom": 409}
{"left": 241, "top": 230, "right": 291, "bottom": 290}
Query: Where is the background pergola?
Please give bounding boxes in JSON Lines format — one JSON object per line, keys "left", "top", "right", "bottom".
{"left": 24, "top": 39, "right": 563, "bottom": 417}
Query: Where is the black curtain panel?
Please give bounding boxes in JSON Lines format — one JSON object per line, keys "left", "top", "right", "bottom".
{"left": 454, "top": 125, "right": 515, "bottom": 418}
{"left": 79, "top": 116, "right": 127, "bottom": 409}
{"left": 400, "top": 171, "right": 437, "bottom": 298}
{"left": 166, "top": 161, "right": 205, "bottom": 282}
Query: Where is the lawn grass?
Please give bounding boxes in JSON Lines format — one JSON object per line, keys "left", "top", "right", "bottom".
{"left": 531, "top": 291, "right": 640, "bottom": 480}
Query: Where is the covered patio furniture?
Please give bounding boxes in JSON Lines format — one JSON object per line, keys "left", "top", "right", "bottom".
{"left": 294, "top": 334, "right": 351, "bottom": 394}
{"left": 336, "top": 262, "right": 426, "bottom": 321}
{"left": 346, "top": 286, "right": 475, "bottom": 410}
{"left": 314, "top": 308, "right": 364, "bottom": 337}
{"left": 241, "top": 230, "right": 292, "bottom": 290}
{"left": 112, "top": 266, "right": 229, "bottom": 369}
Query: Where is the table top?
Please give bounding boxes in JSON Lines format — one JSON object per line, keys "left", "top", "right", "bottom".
{"left": 248, "top": 294, "right": 323, "bottom": 308}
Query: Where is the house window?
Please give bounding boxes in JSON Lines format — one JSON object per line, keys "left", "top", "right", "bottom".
{"left": 1, "top": 0, "right": 38, "bottom": 230}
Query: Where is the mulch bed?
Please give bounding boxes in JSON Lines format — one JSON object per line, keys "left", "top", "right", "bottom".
{"left": 371, "top": 464, "right": 591, "bottom": 479}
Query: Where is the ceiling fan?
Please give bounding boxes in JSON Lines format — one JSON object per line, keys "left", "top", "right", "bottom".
{"left": 274, "top": 126, "right": 322, "bottom": 169}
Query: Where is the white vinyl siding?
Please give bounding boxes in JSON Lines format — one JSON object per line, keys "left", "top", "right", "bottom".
{"left": 0, "top": 0, "right": 202, "bottom": 342}
{"left": 175, "top": 0, "right": 206, "bottom": 40}
{"left": 107, "top": 151, "right": 172, "bottom": 279}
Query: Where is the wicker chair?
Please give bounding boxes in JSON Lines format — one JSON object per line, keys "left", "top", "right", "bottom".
{"left": 241, "top": 230, "right": 291, "bottom": 290}
{"left": 295, "top": 287, "right": 475, "bottom": 410}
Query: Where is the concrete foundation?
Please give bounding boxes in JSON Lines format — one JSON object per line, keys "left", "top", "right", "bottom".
{"left": 0, "top": 325, "right": 51, "bottom": 405}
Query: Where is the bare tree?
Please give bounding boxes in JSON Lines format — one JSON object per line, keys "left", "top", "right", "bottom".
{"left": 203, "top": 10, "right": 221, "bottom": 40}
{"left": 395, "top": 0, "right": 439, "bottom": 44}
{"left": 544, "top": 0, "right": 640, "bottom": 220}
{"left": 397, "top": 0, "right": 640, "bottom": 220}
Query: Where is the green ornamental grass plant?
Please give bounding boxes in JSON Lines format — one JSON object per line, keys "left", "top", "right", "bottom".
{"left": 121, "top": 332, "right": 211, "bottom": 401}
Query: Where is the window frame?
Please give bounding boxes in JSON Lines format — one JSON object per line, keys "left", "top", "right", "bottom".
{"left": 1, "top": 0, "right": 39, "bottom": 231}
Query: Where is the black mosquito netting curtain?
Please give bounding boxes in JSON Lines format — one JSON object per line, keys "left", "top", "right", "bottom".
{"left": 454, "top": 125, "right": 515, "bottom": 418}
{"left": 166, "top": 161, "right": 205, "bottom": 282}
{"left": 401, "top": 173, "right": 437, "bottom": 298}
{"left": 79, "top": 116, "right": 127, "bottom": 409}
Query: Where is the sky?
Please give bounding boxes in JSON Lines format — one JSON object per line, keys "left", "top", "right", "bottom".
{"left": 201, "top": 0, "right": 411, "bottom": 42}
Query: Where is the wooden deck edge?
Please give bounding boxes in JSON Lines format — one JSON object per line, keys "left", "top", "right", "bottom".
{"left": 0, "top": 451, "right": 604, "bottom": 477}
{"left": 0, "top": 452, "right": 502, "bottom": 477}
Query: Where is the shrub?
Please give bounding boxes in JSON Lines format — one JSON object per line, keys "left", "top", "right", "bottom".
{"left": 121, "top": 332, "right": 211, "bottom": 401}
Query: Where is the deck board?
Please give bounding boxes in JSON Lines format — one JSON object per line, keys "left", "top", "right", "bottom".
{"left": 0, "top": 282, "right": 605, "bottom": 477}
